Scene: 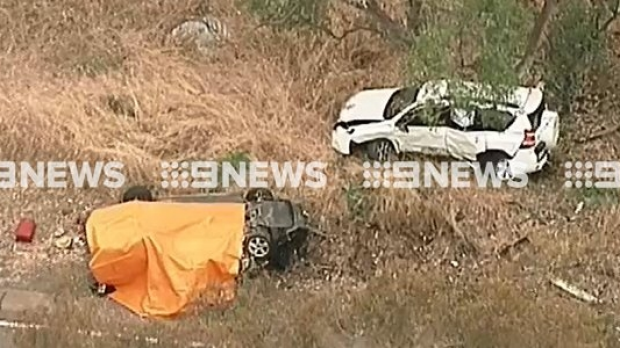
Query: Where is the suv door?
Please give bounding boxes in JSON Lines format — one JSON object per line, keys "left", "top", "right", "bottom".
{"left": 394, "top": 104, "right": 449, "bottom": 156}
{"left": 443, "top": 108, "right": 483, "bottom": 161}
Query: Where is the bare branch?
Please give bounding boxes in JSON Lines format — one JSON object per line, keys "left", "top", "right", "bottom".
{"left": 309, "top": 23, "right": 382, "bottom": 40}
{"left": 515, "top": 0, "right": 559, "bottom": 80}
{"left": 598, "top": 0, "right": 620, "bottom": 32}
{"left": 251, "top": 0, "right": 398, "bottom": 42}
{"left": 253, "top": 12, "right": 381, "bottom": 41}
{"left": 577, "top": 123, "right": 620, "bottom": 143}
{"left": 362, "top": 0, "right": 415, "bottom": 46}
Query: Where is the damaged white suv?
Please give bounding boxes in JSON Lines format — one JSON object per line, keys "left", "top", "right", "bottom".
{"left": 331, "top": 79, "right": 560, "bottom": 178}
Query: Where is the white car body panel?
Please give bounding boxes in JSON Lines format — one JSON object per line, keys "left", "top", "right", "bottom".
{"left": 445, "top": 129, "right": 481, "bottom": 161}
{"left": 338, "top": 88, "right": 400, "bottom": 122}
{"left": 401, "top": 127, "right": 448, "bottom": 156}
{"left": 332, "top": 127, "right": 353, "bottom": 154}
{"left": 332, "top": 79, "right": 560, "bottom": 176}
{"left": 470, "top": 129, "right": 523, "bottom": 157}
{"left": 332, "top": 122, "right": 400, "bottom": 154}
{"left": 537, "top": 110, "right": 560, "bottom": 149}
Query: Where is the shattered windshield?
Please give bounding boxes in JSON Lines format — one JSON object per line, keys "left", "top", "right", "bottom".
{"left": 383, "top": 86, "right": 420, "bottom": 119}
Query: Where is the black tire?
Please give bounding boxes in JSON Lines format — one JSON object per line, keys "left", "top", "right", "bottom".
{"left": 476, "top": 151, "right": 512, "bottom": 180}
{"left": 245, "top": 228, "right": 273, "bottom": 260}
{"left": 244, "top": 188, "right": 275, "bottom": 202}
{"left": 121, "top": 185, "right": 154, "bottom": 203}
{"left": 365, "top": 139, "right": 396, "bottom": 162}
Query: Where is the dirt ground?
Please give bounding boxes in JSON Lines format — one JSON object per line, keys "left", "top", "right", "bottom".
{"left": 2, "top": 0, "right": 620, "bottom": 347}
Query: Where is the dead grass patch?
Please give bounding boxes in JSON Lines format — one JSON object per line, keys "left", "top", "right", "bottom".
{"left": 12, "top": 268, "right": 613, "bottom": 348}
{"left": 1, "top": 0, "right": 620, "bottom": 346}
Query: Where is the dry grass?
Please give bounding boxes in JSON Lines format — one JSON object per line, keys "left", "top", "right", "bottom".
{"left": 1, "top": 0, "right": 620, "bottom": 347}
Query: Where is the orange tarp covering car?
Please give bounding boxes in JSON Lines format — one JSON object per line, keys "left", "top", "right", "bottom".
{"left": 85, "top": 201, "right": 246, "bottom": 318}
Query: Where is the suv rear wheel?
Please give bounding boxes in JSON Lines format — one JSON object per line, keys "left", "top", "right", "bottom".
{"left": 477, "top": 151, "right": 513, "bottom": 180}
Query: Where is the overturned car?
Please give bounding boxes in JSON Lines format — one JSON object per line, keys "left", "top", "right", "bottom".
{"left": 85, "top": 187, "right": 310, "bottom": 317}
{"left": 119, "top": 186, "right": 310, "bottom": 272}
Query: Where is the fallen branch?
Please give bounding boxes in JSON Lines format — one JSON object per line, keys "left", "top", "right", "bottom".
{"left": 497, "top": 235, "right": 530, "bottom": 258}
{"left": 577, "top": 124, "right": 620, "bottom": 143}
{"left": 306, "top": 22, "right": 380, "bottom": 41}
{"left": 549, "top": 277, "right": 600, "bottom": 304}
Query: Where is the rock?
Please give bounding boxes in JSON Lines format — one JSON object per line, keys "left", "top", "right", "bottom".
{"left": 171, "top": 16, "right": 230, "bottom": 53}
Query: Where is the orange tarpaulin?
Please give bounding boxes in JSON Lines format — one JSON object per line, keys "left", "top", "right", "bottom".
{"left": 85, "top": 201, "right": 246, "bottom": 318}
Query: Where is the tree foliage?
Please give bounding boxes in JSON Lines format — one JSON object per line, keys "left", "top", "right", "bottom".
{"left": 544, "top": 0, "right": 613, "bottom": 113}
{"left": 243, "top": 0, "right": 618, "bottom": 113}
{"left": 408, "top": 0, "right": 532, "bottom": 108}
{"left": 244, "top": 0, "right": 330, "bottom": 31}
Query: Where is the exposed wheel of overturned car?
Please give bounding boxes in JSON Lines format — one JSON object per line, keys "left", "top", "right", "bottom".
{"left": 121, "top": 185, "right": 154, "bottom": 203}
{"left": 245, "top": 227, "right": 272, "bottom": 260}
{"left": 244, "top": 188, "right": 275, "bottom": 202}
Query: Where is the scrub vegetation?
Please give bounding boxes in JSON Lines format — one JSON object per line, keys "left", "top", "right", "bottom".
{"left": 2, "top": 0, "right": 620, "bottom": 347}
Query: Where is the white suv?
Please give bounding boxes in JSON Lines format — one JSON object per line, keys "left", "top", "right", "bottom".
{"left": 331, "top": 79, "right": 560, "bottom": 178}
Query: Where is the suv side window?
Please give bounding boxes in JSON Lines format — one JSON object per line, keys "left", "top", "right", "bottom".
{"left": 397, "top": 104, "right": 450, "bottom": 128}
{"left": 401, "top": 109, "right": 427, "bottom": 127}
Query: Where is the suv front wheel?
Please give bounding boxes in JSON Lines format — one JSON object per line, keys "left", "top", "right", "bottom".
{"left": 365, "top": 139, "right": 396, "bottom": 162}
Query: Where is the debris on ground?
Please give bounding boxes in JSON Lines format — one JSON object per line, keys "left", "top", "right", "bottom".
{"left": 498, "top": 235, "right": 531, "bottom": 258}
{"left": 550, "top": 277, "right": 600, "bottom": 304}
{"left": 53, "top": 235, "right": 73, "bottom": 250}
{"left": 14, "top": 218, "right": 36, "bottom": 243}
{"left": 574, "top": 201, "right": 585, "bottom": 215}
{"left": 170, "top": 16, "right": 230, "bottom": 53}
{"left": 48, "top": 210, "right": 91, "bottom": 253}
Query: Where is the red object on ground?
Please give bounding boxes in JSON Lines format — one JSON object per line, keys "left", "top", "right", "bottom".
{"left": 15, "top": 218, "right": 36, "bottom": 243}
